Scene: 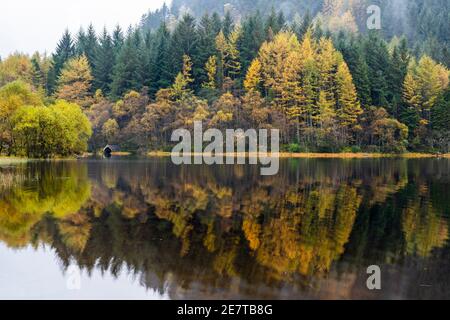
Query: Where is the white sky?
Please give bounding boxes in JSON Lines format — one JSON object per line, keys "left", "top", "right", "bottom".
{"left": 0, "top": 0, "right": 170, "bottom": 58}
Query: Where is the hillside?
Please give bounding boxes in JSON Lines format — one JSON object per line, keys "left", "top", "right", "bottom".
{"left": 141, "top": 0, "right": 449, "bottom": 66}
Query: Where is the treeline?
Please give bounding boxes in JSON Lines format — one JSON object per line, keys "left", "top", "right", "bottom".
{"left": 0, "top": 5, "right": 449, "bottom": 155}
{"left": 143, "top": 0, "right": 450, "bottom": 67}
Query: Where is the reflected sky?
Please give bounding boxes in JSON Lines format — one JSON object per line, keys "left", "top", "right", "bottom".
{"left": 0, "top": 243, "right": 167, "bottom": 300}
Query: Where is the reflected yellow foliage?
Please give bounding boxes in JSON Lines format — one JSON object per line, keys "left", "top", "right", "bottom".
{"left": 402, "top": 199, "right": 448, "bottom": 257}
{"left": 0, "top": 163, "right": 91, "bottom": 247}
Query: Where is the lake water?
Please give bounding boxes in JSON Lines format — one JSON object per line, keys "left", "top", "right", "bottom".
{"left": 0, "top": 157, "right": 449, "bottom": 300}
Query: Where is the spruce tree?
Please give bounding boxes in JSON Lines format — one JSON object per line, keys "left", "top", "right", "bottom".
{"left": 112, "top": 25, "right": 125, "bottom": 57}
{"left": 195, "top": 14, "right": 219, "bottom": 89}
{"left": 110, "top": 28, "right": 144, "bottom": 98}
{"left": 222, "top": 11, "right": 234, "bottom": 38}
{"left": 48, "top": 29, "right": 75, "bottom": 93}
{"left": 149, "top": 23, "right": 172, "bottom": 94}
{"left": 338, "top": 36, "right": 372, "bottom": 107}
{"left": 93, "top": 28, "right": 115, "bottom": 94}
{"left": 364, "top": 32, "right": 391, "bottom": 108}
{"left": 75, "top": 27, "right": 87, "bottom": 56}
{"left": 238, "top": 12, "right": 265, "bottom": 77}
{"left": 169, "top": 14, "right": 199, "bottom": 82}
{"left": 30, "top": 53, "right": 45, "bottom": 90}
{"left": 83, "top": 24, "right": 99, "bottom": 69}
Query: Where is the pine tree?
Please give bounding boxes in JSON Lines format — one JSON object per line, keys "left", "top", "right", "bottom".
{"left": 432, "top": 87, "right": 450, "bottom": 132}
{"left": 112, "top": 25, "right": 125, "bottom": 56}
{"left": 93, "top": 28, "right": 115, "bottom": 94}
{"left": 169, "top": 14, "right": 199, "bottom": 81}
{"left": 338, "top": 36, "right": 372, "bottom": 107}
{"left": 299, "top": 11, "right": 313, "bottom": 39}
{"left": 30, "top": 52, "right": 46, "bottom": 90}
{"left": 110, "top": 29, "right": 144, "bottom": 98}
{"left": 364, "top": 32, "right": 391, "bottom": 107}
{"left": 222, "top": 11, "right": 234, "bottom": 38}
{"left": 389, "top": 38, "right": 410, "bottom": 115}
{"left": 211, "top": 12, "right": 222, "bottom": 34}
{"left": 75, "top": 27, "right": 87, "bottom": 56}
{"left": 265, "top": 7, "right": 283, "bottom": 37}
{"left": 238, "top": 12, "right": 265, "bottom": 76}
{"left": 149, "top": 23, "right": 172, "bottom": 94}
{"left": 83, "top": 24, "right": 98, "bottom": 69}
{"left": 195, "top": 14, "right": 219, "bottom": 88}
{"left": 48, "top": 30, "right": 75, "bottom": 93}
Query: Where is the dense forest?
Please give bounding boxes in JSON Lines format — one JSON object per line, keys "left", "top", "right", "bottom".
{"left": 0, "top": 0, "right": 449, "bottom": 156}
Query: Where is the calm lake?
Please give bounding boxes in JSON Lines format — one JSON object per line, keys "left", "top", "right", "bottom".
{"left": 0, "top": 157, "right": 449, "bottom": 299}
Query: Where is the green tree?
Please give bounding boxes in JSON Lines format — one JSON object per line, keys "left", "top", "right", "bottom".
{"left": 169, "top": 14, "right": 199, "bottom": 81}
{"left": 48, "top": 30, "right": 75, "bottom": 93}
{"left": 110, "top": 29, "right": 144, "bottom": 98}
{"left": 93, "top": 28, "right": 115, "bottom": 94}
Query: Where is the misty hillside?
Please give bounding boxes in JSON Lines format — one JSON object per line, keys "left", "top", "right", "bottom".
{"left": 141, "top": 0, "right": 449, "bottom": 65}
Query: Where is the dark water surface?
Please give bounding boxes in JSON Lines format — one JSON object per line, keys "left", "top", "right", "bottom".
{"left": 0, "top": 157, "right": 449, "bottom": 299}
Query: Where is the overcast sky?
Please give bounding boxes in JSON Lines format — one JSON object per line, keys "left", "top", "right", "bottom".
{"left": 0, "top": 0, "right": 170, "bottom": 58}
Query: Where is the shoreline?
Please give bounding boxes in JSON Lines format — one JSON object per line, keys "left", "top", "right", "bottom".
{"left": 147, "top": 152, "right": 450, "bottom": 159}
{"left": 2, "top": 152, "right": 450, "bottom": 163}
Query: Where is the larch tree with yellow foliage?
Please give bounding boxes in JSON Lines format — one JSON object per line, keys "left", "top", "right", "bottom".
{"left": 56, "top": 54, "right": 93, "bottom": 109}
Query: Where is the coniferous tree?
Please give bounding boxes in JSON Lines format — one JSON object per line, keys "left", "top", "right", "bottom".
{"left": 110, "top": 29, "right": 144, "bottom": 98}
{"left": 169, "top": 14, "right": 199, "bottom": 81}
{"left": 431, "top": 87, "right": 450, "bottom": 132}
{"left": 389, "top": 38, "right": 411, "bottom": 116}
{"left": 30, "top": 53, "right": 46, "bottom": 90}
{"left": 238, "top": 12, "right": 265, "bottom": 77}
{"left": 265, "top": 7, "right": 282, "bottom": 37}
{"left": 149, "top": 23, "right": 172, "bottom": 94}
{"left": 83, "top": 24, "right": 99, "bottom": 69}
{"left": 75, "top": 27, "right": 87, "bottom": 56}
{"left": 48, "top": 30, "right": 75, "bottom": 93}
{"left": 337, "top": 35, "right": 372, "bottom": 107}
{"left": 141, "top": 30, "right": 155, "bottom": 90}
{"left": 112, "top": 25, "right": 125, "bottom": 57}
{"left": 222, "top": 11, "right": 234, "bottom": 38}
{"left": 211, "top": 12, "right": 222, "bottom": 34}
{"left": 299, "top": 11, "right": 313, "bottom": 39}
{"left": 93, "top": 28, "right": 115, "bottom": 94}
{"left": 195, "top": 14, "right": 219, "bottom": 89}
{"left": 364, "top": 32, "right": 391, "bottom": 108}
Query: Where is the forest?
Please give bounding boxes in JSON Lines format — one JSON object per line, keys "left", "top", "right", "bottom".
{"left": 0, "top": 0, "right": 449, "bottom": 157}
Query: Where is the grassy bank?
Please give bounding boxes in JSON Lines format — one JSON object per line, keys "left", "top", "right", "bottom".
{"left": 147, "top": 151, "right": 450, "bottom": 159}
{"left": 0, "top": 157, "right": 30, "bottom": 165}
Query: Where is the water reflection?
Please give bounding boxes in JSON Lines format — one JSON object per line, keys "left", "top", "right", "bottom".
{"left": 0, "top": 158, "right": 449, "bottom": 299}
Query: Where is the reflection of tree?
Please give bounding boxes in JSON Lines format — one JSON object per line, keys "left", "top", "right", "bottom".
{"left": 248, "top": 185, "right": 361, "bottom": 279}
{"left": 402, "top": 186, "right": 448, "bottom": 258}
{"left": 0, "top": 162, "right": 91, "bottom": 247}
{"left": 0, "top": 159, "right": 449, "bottom": 298}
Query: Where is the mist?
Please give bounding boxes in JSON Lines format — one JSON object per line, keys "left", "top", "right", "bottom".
{"left": 0, "top": 0, "right": 170, "bottom": 58}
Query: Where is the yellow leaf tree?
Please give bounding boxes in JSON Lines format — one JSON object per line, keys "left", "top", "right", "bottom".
{"left": 56, "top": 54, "right": 93, "bottom": 109}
